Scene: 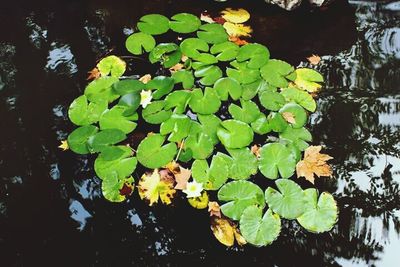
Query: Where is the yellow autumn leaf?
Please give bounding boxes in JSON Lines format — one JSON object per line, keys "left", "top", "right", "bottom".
{"left": 223, "top": 22, "right": 252, "bottom": 38}
{"left": 208, "top": 201, "right": 221, "bottom": 218}
{"left": 139, "top": 74, "right": 152, "bottom": 84}
{"left": 296, "top": 146, "right": 333, "bottom": 184}
{"left": 221, "top": 8, "right": 250, "bottom": 24}
{"left": 138, "top": 169, "right": 176, "bottom": 206}
{"left": 58, "top": 140, "right": 69, "bottom": 151}
{"left": 188, "top": 191, "right": 209, "bottom": 209}
{"left": 211, "top": 217, "right": 235, "bottom": 247}
{"left": 233, "top": 227, "right": 247, "bottom": 246}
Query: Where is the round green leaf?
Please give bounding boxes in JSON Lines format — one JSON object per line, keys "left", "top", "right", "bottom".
{"left": 280, "top": 87, "right": 316, "bottom": 112}
{"left": 68, "top": 95, "right": 107, "bottom": 126}
{"left": 67, "top": 125, "right": 99, "bottom": 154}
{"left": 251, "top": 114, "right": 272, "bottom": 135}
{"left": 242, "top": 79, "right": 271, "bottom": 101}
{"left": 198, "top": 114, "right": 221, "bottom": 145}
{"left": 149, "top": 43, "right": 181, "bottom": 68}
{"left": 118, "top": 92, "right": 141, "bottom": 116}
{"left": 146, "top": 76, "right": 174, "bottom": 99}
{"left": 228, "top": 99, "right": 260, "bottom": 124}
{"left": 265, "top": 179, "right": 305, "bottom": 219}
{"left": 194, "top": 65, "right": 222, "bottom": 86}
{"left": 217, "top": 120, "right": 254, "bottom": 149}
{"left": 240, "top": 206, "right": 281, "bottom": 247}
{"left": 227, "top": 61, "right": 260, "bottom": 84}
{"left": 266, "top": 112, "right": 288, "bottom": 133}
{"left": 197, "top": 23, "right": 228, "bottom": 44}
{"left": 236, "top": 43, "right": 270, "bottom": 69}
{"left": 94, "top": 146, "right": 137, "bottom": 180}
{"left": 260, "top": 59, "right": 295, "bottom": 88}
{"left": 259, "top": 90, "right": 286, "bottom": 111}
{"left": 213, "top": 77, "right": 242, "bottom": 101}
{"left": 96, "top": 55, "right": 126, "bottom": 78}
{"left": 137, "top": 14, "right": 169, "bottom": 35}
{"left": 192, "top": 154, "right": 229, "bottom": 190}
{"left": 279, "top": 103, "right": 308, "bottom": 129}
{"left": 84, "top": 76, "right": 119, "bottom": 103}
{"left": 112, "top": 79, "right": 145, "bottom": 95}
{"left": 160, "top": 114, "right": 192, "bottom": 142}
{"left": 142, "top": 100, "right": 172, "bottom": 124}
{"left": 180, "top": 38, "right": 209, "bottom": 59}
{"left": 172, "top": 70, "right": 194, "bottom": 89}
{"left": 169, "top": 13, "right": 201, "bottom": 33}
{"left": 164, "top": 90, "right": 191, "bottom": 114}
{"left": 189, "top": 88, "right": 221, "bottom": 114}
{"left": 279, "top": 126, "right": 312, "bottom": 151}
{"left": 218, "top": 180, "right": 265, "bottom": 220}
{"left": 258, "top": 143, "right": 297, "bottom": 179}
{"left": 136, "top": 134, "right": 177, "bottom": 168}
{"left": 294, "top": 68, "right": 324, "bottom": 92}
{"left": 226, "top": 148, "right": 258, "bottom": 180}
{"left": 99, "top": 106, "right": 137, "bottom": 134}
{"left": 210, "top": 42, "right": 239, "bottom": 61}
{"left": 297, "top": 189, "right": 338, "bottom": 233}
{"left": 125, "top": 32, "right": 156, "bottom": 55}
{"left": 87, "top": 129, "right": 126, "bottom": 153}
{"left": 185, "top": 132, "right": 214, "bottom": 160}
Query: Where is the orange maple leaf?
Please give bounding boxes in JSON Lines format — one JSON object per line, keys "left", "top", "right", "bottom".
{"left": 307, "top": 54, "right": 321, "bottom": 65}
{"left": 174, "top": 166, "right": 192, "bottom": 190}
{"left": 296, "top": 145, "right": 333, "bottom": 184}
{"left": 87, "top": 67, "right": 101, "bottom": 80}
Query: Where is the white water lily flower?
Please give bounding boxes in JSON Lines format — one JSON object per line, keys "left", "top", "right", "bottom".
{"left": 140, "top": 90, "right": 152, "bottom": 108}
{"left": 183, "top": 180, "right": 204, "bottom": 198}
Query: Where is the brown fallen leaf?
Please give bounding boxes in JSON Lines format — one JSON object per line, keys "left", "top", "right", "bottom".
{"left": 251, "top": 144, "right": 260, "bottom": 158}
{"left": 139, "top": 74, "right": 152, "bottom": 84}
{"left": 229, "top": 36, "right": 249, "bottom": 46}
{"left": 169, "top": 63, "right": 184, "bottom": 73}
{"left": 282, "top": 112, "right": 296, "bottom": 124}
{"left": 307, "top": 54, "right": 321, "bottom": 65}
{"left": 211, "top": 217, "right": 235, "bottom": 247}
{"left": 87, "top": 67, "right": 101, "bottom": 80}
{"left": 233, "top": 226, "right": 247, "bottom": 246}
{"left": 174, "top": 166, "right": 192, "bottom": 190}
{"left": 208, "top": 201, "right": 221, "bottom": 218}
{"left": 213, "top": 16, "right": 227, "bottom": 25}
{"left": 200, "top": 12, "right": 215, "bottom": 23}
{"left": 296, "top": 145, "right": 333, "bottom": 184}
{"left": 58, "top": 140, "right": 69, "bottom": 151}
{"left": 165, "top": 161, "right": 180, "bottom": 173}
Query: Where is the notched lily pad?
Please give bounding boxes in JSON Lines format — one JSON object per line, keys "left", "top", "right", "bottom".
{"left": 217, "top": 120, "right": 254, "bottom": 149}
{"left": 126, "top": 32, "right": 156, "bottom": 55}
{"left": 260, "top": 59, "right": 295, "bottom": 88}
{"left": 236, "top": 43, "right": 270, "bottom": 69}
{"left": 67, "top": 125, "right": 99, "bottom": 154}
{"left": 258, "top": 143, "right": 297, "bottom": 179}
{"left": 137, "top": 14, "right": 170, "bottom": 35}
{"left": 169, "top": 13, "right": 201, "bottom": 33}
{"left": 136, "top": 134, "right": 177, "bottom": 168}
{"left": 197, "top": 23, "right": 229, "bottom": 44}
{"left": 142, "top": 100, "right": 172, "bottom": 124}
{"left": 189, "top": 88, "right": 221, "bottom": 114}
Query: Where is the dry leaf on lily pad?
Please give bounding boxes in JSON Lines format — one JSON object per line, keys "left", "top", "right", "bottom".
{"left": 221, "top": 8, "right": 250, "bottom": 24}
{"left": 138, "top": 169, "right": 176, "bottom": 206}
{"left": 58, "top": 140, "right": 69, "bottom": 151}
{"left": 211, "top": 217, "right": 247, "bottom": 246}
{"left": 223, "top": 22, "right": 252, "bottom": 38}
{"left": 139, "top": 74, "right": 152, "bottom": 84}
{"left": 208, "top": 201, "right": 221, "bottom": 218}
{"left": 169, "top": 63, "right": 184, "bottom": 73}
{"left": 282, "top": 112, "right": 296, "bottom": 124}
{"left": 251, "top": 144, "right": 260, "bottom": 158}
{"left": 307, "top": 54, "right": 321, "bottom": 65}
{"left": 296, "top": 145, "right": 333, "bottom": 184}
{"left": 174, "top": 166, "right": 192, "bottom": 190}
{"left": 87, "top": 67, "right": 101, "bottom": 80}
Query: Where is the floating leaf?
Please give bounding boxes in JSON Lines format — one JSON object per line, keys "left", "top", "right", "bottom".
{"left": 228, "top": 99, "right": 260, "bottom": 124}
{"left": 169, "top": 13, "right": 201, "bottom": 33}
{"left": 192, "top": 154, "right": 229, "bottom": 190}
{"left": 189, "top": 88, "right": 221, "bottom": 114}
{"left": 94, "top": 146, "right": 137, "bottom": 180}
{"left": 67, "top": 125, "right": 99, "bottom": 154}
{"left": 307, "top": 54, "right": 321, "bottom": 65}
{"left": 258, "top": 143, "right": 297, "bottom": 179}
{"left": 126, "top": 32, "right": 156, "bottom": 55}
{"left": 84, "top": 76, "right": 119, "bottom": 103}
{"left": 223, "top": 22, "right": 252, "bottom": 38}
{"left": 210, "top": 42, "right": 239, "bottom": 61}
{"left": 198, "top": 114, "right": 221, "bottom": 145}
{"left": 194, "top": 65, "right": 223, "bottom": 86}
{"left": 160, "top": 114, "right": 192, "bottom": 142}
{"left": 266, "top": 112, "right": 288, "bottom": 133}
{"left": 227, "top": 61, "right": 260, "bottom": 84}
{"left": 217, "top": 120, "right": 254, "bottom": 149}
{"left": 136, "top": 134, "right": 177, "bottom": 168}
{"left": 225, "top": 148, "right": 258, "bottom": 180}
{"left": 137, "top": 14, "right": 170, "bottom": 35}
{"left": 149, "top": 43, "right": 181, "bottom": 68}
{"left": 102, "top": 174, "right": 134, "bottom": 202}
{"left": 279, "top": 103, "right": 307, "bottom": 129}
{"left": 188, "top": 191, "right": 209, "bottom": 209}
{"left": 280, "top": 87, "right": 316, "bottom": 112}
{"left": 142, "top": 100, "right": 172, "bottom": 124}
{"left": 296, "top": 145, "right": 333, "bottom": 184}
{"left": 208, "top": 201, "right": 222, "bottom": 218}
{"left": 174, "top": 166, "right": 192, "bottom": 190}
{"left": 138, "top": 169, "right": 176, "bottom": 206}
{"left": 251, "top": 114, "right": 272, "bottom": 135}
{"left": 180, "top": 38, "right": 209, "bottom": 59}
{"left": 87, "top": 129, "right": 126, "bottom": 153}
{"left": 280, "top": 126, "right": 312, "bottom": 151}
{"left": 218, "top": 180, "right": 265, "bottom": 220}
{"left": 264, "top": 179, "right": 305, "bottom": 219}
{"left": 236, "top": 43, "right": 269, "bottom": 69}
{"left": 211, "top": 217, "right": 235, "bottom": 247}
{"left": 96, "top": 55, "right": 126, "bottom": 78}
{"left": 145, "top": 76, "right": 174, "bottom": 100}
{"left": 58, "top": 140, "right": 69, "bottom": 151}
{"left": 164, "top": 90, "right": 191, "bottom": 114}
{"left": 294, "top": 68, "right": 324, "bottom": 93}
{"left": 297, "top": 189, "right": 338, "bottom": 233}
{"left": 68, "top": 95, "right": 108, "bottom": 126}
{"left": 112, "top": 79, "right": 145, "bottom": 95}
{"left": 197, "top": 23, "right": 229, "bottom": 44}
{"left": 213, "top": 77, "right": 242, "bottom": 101}
{"left": 240, "top": 206, "right": 281, "bottom": 247}
{"left": 139, "top": 74, "right": 152, "bottom": 84}
{"left": 221, "top": 8, "right": 250, "bottom": 24}
{"left": 172, "top": 70, "right": 194, "bottom": 89}
{"left": 185, "top": 132, "right": 214, "bottom": 160}
{"left": 229, "top": 36, "right": 249, "bottom": 46}
{"left": 99, "top": 106, "right": 138, "bottom": 134}
{"left": 260, "top": 59, "right": 295, "bottom": 88}
{"left": 118, "top": 92, "right": 141, "bottom": 116}
{"left": 200, "top": 13, "right": 215, "bottom": 24}
{"left": 258, "top": 89, "right": 286, "bottom": 111}
{"left": 87, "top": 67, "right": 101, "bottom": 81}
{"left": 241, "top": 79, "right": 271, "bottom": 100}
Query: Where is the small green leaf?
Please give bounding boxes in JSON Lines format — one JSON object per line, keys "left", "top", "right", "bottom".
{"left": 218, "top": 180, "right": 265, "bottom": 220}
{"left": 226, "top": 148, "right": 258, "bottom": 180}
{"left": 87, "top": 129, "right": 126, "bottom": 153}
{"left": 242, "top": 79, "right": 272, "bottom": 101}
{"left": 84, "top": 76, "right": 119, "bottom": 103}
{"left": 213, "top": 77, "right": 242, "bottom": 101}
{"left": 217, "top": 120, "right": 254, "bottom": 149}
{"left": 136, "top": 134, "right": 177, "bottom": 168}
{"left": 198, "top": 114, "right": 221, "bottom": 145}
{"left": 280, "top": 87, "right": 316, "bottom": 112}
{"left": 67, "top": 125, "right": 99, "bottom": 154}
{"left": 279, "top": 126, "right": 312, "bottom": 151}
{"left": 267, "top": 112, "right": 288, "bottom": 133}
{"left": 97, "top": 55, "right": 126, "bottom": 78}
{"left": 192, "top": 154, "right": 229, "bottom": 190}
{"left": 95, "top": 146, "right": 137, "bottom": 180}
{"left": 228, "top": 99, "right": 261, "bottom": 124}
{"left": 164, "top": 90, "right": 191, "bottom": 113}
{"left": 180, "top": 38, "right": 209, "bottom": 59}
{"left": 240, "top": 207, "right": 281, "bottom": 247}
{"left": 149, "top": 43, "right": 181, "bottom": 68}
{"left": 279, "top": 103, "right": 308, "bottom": 129}
{"left": 260, "top": 59, "right": 295, "bottom": 88}
{"left": 189, "top": 88, "right": 221, "bottom": 114}
{"left": 118, "top": 92, "right": 141, "bottom": 116}
{"left": 68, "top": 95, "right": 107, "bottom": 126}
{"left": 236, "top": 43, "right": 270, "bottom": 69}
{"left": 99, "top": 106, "right": 137, "bottom": 134}
{"left": 194, "top": 65, "right": 223, "bottom": 86}
{"left": 169, "top": 13, "right": 201, "bottom": 33}
{"left": 210, "top": 42, "right": 239, "bottom": 61}
{"left": 265, "top": 179, "right": 305, "bottom": 219}
{"left": 146, "top": 76, "right": 174, "bottom": 99}
{"left": 142, "top": 100, "right": 172, "bottom": 124}
{"left": 251, "top": 114, "right": 272, "bottom": 135}
{"left": 259, "top": 89, "right": 286, "bottom": 111}
{"left": 125, "top": 32, "right": 156, "bottom": 55}
{"left": 185, "top": 132, "right": 214, "bottom": 159}
{"left": 258, "top": 143, "right": 297, "bottom": 179}
{"left": 227, "top": 61, "right": 260, "bottom": 84}
{"left": 137, "top": 14, "right": 170, "bottom": 35}
{"left": 112, "top": 79, "right": 145, "bottom": 95}
{"left": 172, "top": 70, "right": 194, "bottom": 89}
{"left": 197, "top": 23, "right": 228, "bottom": 44}
{"left": 160, "top": 114, "right": 192, "bottom": 142}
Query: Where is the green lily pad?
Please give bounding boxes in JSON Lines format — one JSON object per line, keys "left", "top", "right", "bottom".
{"left": 279, "top": 126, "right": 312, "bottom": 151}
{"left": 242, "top": 79, "right": 272, "bottom": 101}
{"left": 294, "top": 68, "right": 324, "bottom": 93}
{"left": 266, "top": 112, "right": 288, "bottom": 133}
{"left": 67, "top": 125, "right": 99, "bottom": 154}
{"left": 297, "top": 189, "right": 338, "bottom": 233}
{"left": 192, "top": 154, "right": 229, "bottom": 190}
{"left": 68, "top": 95, "right": 108, "bottom": 126}
{"left": 99, "top": 106, "right": 137, "bottom": 134}
{"left": 198, "top": 114, "right": 221, "bottom": 145}
{"left": 240, "top": 206, "right": 281, "bottom": 247}
{"left": 217, "top": 120, "right": 254, "bottom": 149}
{"left": 84, "top": 76, "right": 119, "bottom": 103}
{"left": 197, "top": 23, "right": 228, "bottom": 44}
{"left": 210, "top": 41, "right": 239, "bottom": 61}
{"left": 171, "top": 70, "right": 194, "bottom": 89}
{"left": 227, "top": 61, "right": 260, "bottom": 84}
{"left": 226, "top": 148, "right": 258, "bottom": 180}
{"left": 169, "top": 13, "right": 201, "bottom": 33}
{"left": 258, "top": 143, "right": 297, "bottom": 179}
{"left": 228, "top": 99, "right": 261, "bottom": 124}
{"left": 136, "top": 134, "right": 177, "bottom": 168}
{"left": 259, "top": 89, "right": 286, "bottom": 111}
{"left": 194, "top": 65, "right": 222, "bottom": 86}
{"left": 142, "top": 100, "right": 172, "bottom": 124}
{"left": 146, "top": 76, "right": 174, "bottom": 100}
{"left": 94, "top": 145, "right": 137, "bottom": 180}
{"left": 118, "top": 92, "right": 141, "bottom": 116}
{"left": 97, "top": 55, "right": 126, "bottom": 78}
{"left": 160, "top": 114, "right": 192, "bottom": 142}
{"left": 164, "top": 90, "right": 191, "bottom": 113}
{"left": 137, "top": 14, "right": 170, "bottom": 35}
{"left": 265, "top": 179, "right": 305, "bottom": 219}
{"left": 193, "top": 53, "right": 218, "bottom": 64}
{"left": 98, "top": 146, "right": 126, "bottom": 161}
{"left": 251, "top": 114, "right": 272, "bottom": 135}
{"left": 112, "top": 79, "right": 145, "bottom": 95}
{"left": 125, "top": 32, "right": 156, "bottom": 55}
{"left": 280, "top": 87, "right": 316, "bottom": 112}
{"left": 236, "top": 43, "right": 270, "bottom": 69}
{"left": 185, "top": 132, "right": 214, "bottom": 160}
{"left": 149, "top": 43, "right": 181, "bottom": 68}
{"left": 279, "top": 103, "right": 308, "bottom": 129}
{"left": 213, "top": 77, "right": 242, "bottom": 101}
{"left": 101, "top": 174, "right": 134, "bottom": 202}
{"left": 218, "top": 180, "right": 265, "bottom": 220}
{"left": 87, "top": 129, "right": 126, "bottom": 153}
{"left": 260, "top": 59, "right": 295, "bottom": 88}
{"left": 180, "top": 38, "right": 209, "bottom": 59}
{"left": 189, "top": 88, "right": 221, "bottom": 114}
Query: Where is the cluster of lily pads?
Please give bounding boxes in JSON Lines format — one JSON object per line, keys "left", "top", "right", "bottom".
{"left": 66, "top": 12, "right": 338, "bottom": 247}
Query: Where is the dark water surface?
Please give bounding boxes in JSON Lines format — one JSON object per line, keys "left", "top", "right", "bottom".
{"left": 0, "top": 0, "right": 399, "bottom": 266}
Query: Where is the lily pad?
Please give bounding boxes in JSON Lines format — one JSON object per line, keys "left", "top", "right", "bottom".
{"left": 218, "top": 180, "right": 265, "bottom": 220}
{"left": 185, "top": 132, "right": 214, "bottom": 160}
{"left": 97, "top": 55, "right": 126, "bottom": 78}
{"left": 87, "top": 129, "right": 126, "bottom": 153}
{"left": 99, "top": 106, "right": 137, "bottom": 134}
{"left": 68, "top": 95, "right": 108, "bottom": 126}
{"left": 240, "top": 206, "right": 281, "bottom": 247}
{"left": 213, "top": 77, "right": 242, "bottom": 101}
{"left": 279, "top": 126, "right": 312, "bottom": 151}
{"left": 226, "top": 148, "right": 258, "bottom": 180}
{"left": 125, "top": 32, "right": 156, "bottom": 55}
{"left": 112, "top": 79, "right": 145, "bottom": 95}
{"left": 251, "top": 114, "right": 272, "bottom": 135}
{"left": 192, "top": 154, "right": 229, "bottom": 190}
{"left": 164, "top": 90, "right": 191, "bottom": 114}
{"left": 210, "top": 42, "right": 239, "bottom": 61}
{"left": 279, "top": 103, "right": 307, "bottom": 129}
{"left": 189, "top": 88, "right": 221, "bottom": 114}
{"left": 180, "top": 38, "right": 209, "bottom": 59}
{"left": 118, "top": 92, "right": 141, "bottom": 116}
{"left": 194, "top": 65, "right": 222, "bottom": 86}
{"left": 217, "top": 120, "right": 254, "bottom": 149}
{"left": 297, "top": 189, "right": 338, "bottom": 233}
{"left": 101, "top": 174, "right": 134, "bottom": 202}
{"left": 160, "top": 114, "right": 192, "bottom": 142}
{"left": 136, "top": 134, "right": 177, "bottom": 168}
{"left": 137, "top": 14, "right": 170, "bottom": 35}
{"left": 265, "top": 179, "right": 305, "bottom": 219}
{"left": 84, "top": 76, "right": 119, "bottom": 103}
{"left": 149, "top": 43, "right": 181, "bottom": 68}
{"left": 266, "top": 112, "right": 288, "bottom": 133}
{"left": 260, "top": 59, "right": 295, "bottom": 88}
{"left": 236, "top": 43, "right": 270, "bottom": 69}
{"left": 242, "top": 79, "right": 272, "bottom": 101}
{"left": 227, "top": 61, "right": 260, "bottom": 84}
{"left": 197, "top": 23, "right": 229, "bottom": 44}
{"left": 294, "top": 68, "right": 324, "bottom": 93}
{"left": 67, "top": 125, "right": 99, "bottom": 154}
{"left": 171, "top": 70, "right": 194, "bottom": 89}
{"left": 198, "top": 114, "right": 221, "bottom": 145}
{"left": 259, "top": 90, "right": 286, "bottom": 111}
{"left": 228, "top": 99, "right": 260, "bottom": 124}
{"left": 169, "top": 13, "right": 201, "bottom": 33}
{"left": 258, "top": 143, "right": 297, "bottom": 179}
{"left": 142, "top": 100, "right": 172, "bottom": 124}
{"left": 280, "top": 87, "right": 316, "bottom": 112}
{"left": 146, "top": 76, "right": 174, "bottom": 99}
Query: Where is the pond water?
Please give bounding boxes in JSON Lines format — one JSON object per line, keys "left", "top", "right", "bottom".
{"left": 0, "top": 0, "right": 399, "bottom": 266}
